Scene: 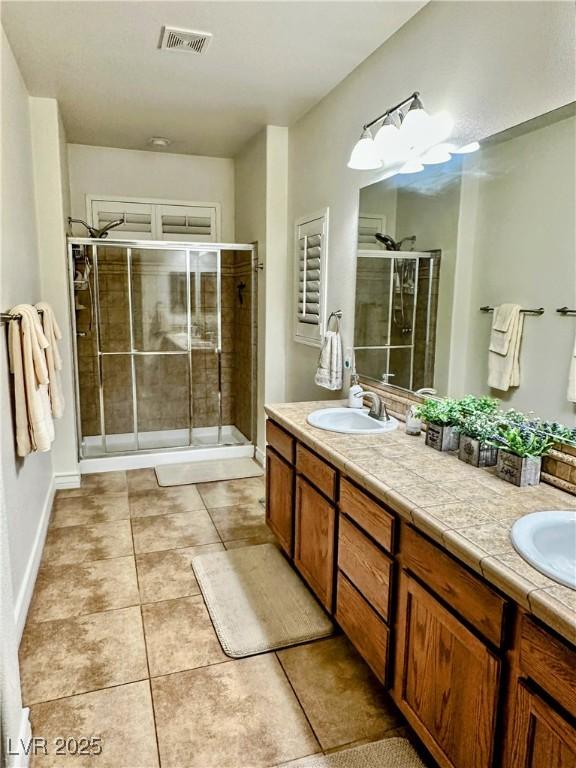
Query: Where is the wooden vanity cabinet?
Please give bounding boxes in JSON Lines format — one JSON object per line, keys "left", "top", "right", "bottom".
{"left": 265, "top": 446, "right": 294, "bottom": 556}
{"left": 394, "top": 571, "right": 500, "bottom": 768}
{"left": 294, "top": 475, "right": 336, "bottom": 611}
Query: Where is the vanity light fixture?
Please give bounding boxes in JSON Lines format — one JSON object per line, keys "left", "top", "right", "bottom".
{"left": 348, "top": 91, "right": 474, "bottom": 175}
{"left": 347, "top": 128, "right": 382, "bottom": 170}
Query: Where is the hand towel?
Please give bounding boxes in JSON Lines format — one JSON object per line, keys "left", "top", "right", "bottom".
{"left": 315, "top": 329, "right": 342, "bottom": 391}
{"left": 568, "top": 333, "right": 576, "bottom": 403}
{"left": 488, "top": 304, "right": 524, "bottom": 391}
{"left": 8, "top": 304, "right": 55, "bottom": 456}
{"left": 36, "top": 302, "right": 65, "bottom": 419}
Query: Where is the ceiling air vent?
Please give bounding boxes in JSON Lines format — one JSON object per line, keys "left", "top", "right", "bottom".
{"left": 159, "top": 26, "right": 212, "bottom": 54}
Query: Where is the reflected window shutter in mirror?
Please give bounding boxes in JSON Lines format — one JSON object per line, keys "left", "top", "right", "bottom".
{"left": 294, "top": 208, "right": 329, "bottom": 347}
{"left": 358, "top": 214, "right": 387, "bottom": 248}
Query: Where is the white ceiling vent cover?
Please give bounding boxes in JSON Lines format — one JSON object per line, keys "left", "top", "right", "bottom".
{"left": 160, "top": 26, "right": 212, "bottom": 54}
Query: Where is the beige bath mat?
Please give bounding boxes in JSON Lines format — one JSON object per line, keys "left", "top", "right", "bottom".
{"left": 191, "top": 544, "right": 333, "bottom": 657}
{"left": 280, "top": 738, "right": 426, "bottom": 768}
{"left": 155, "top": 457, "right": 263, "bottom": 486}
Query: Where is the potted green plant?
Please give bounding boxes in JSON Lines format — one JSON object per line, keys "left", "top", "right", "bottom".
{"left": 490, "top": 424, "right": 555, "bottom": 487}
{"left": 457, "top": 411, "right": 500, "bottom": 467}
{"left": 415, "top": 398, "right": 462, "bottom": 452}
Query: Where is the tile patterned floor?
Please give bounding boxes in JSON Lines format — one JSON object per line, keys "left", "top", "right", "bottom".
{"left": 20, "top": 470, "right": 406, "bottom": 768}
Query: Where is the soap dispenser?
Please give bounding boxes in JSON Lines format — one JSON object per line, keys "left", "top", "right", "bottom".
{"left": 348, "top": 373, "right": 364, "bottom": 409}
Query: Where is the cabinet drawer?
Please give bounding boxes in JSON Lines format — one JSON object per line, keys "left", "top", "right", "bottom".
{"left": 339, "top": 477, "right": 394, "bottom": 553}
{"left": 402, "top": 525, "right": 506, "bottom": 647}
{"left": 266, "top": 420, "right": 295, "bottom": 464}
{"left": 519, "top": 615, "right": 576, "bottom": 717}
{"left": 338, "top": 515, "right": 392, "bottom": 621}
{"left": 336, "top": 572, "right": 389, "bottom": 685}
{"left": 296, "top": 444, "right": 336, "bottom": 500}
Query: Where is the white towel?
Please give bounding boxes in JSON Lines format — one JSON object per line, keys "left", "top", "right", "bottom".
{"left": 8, "top": 304, "right": 55, "bottom": 456}
{"left": 36, "top": 302, "right": 65, "bottom": 419}
{"left": 568, "top": 333, "right": 576, "bottom": 403}
{"left": 315, "top": 330, "right": 342, "bottom": 390}
{"left": 488, "top": 304, "right": 524, "bottom": 391}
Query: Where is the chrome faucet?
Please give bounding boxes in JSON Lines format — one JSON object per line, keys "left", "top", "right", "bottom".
{"left": 358, "top": 391, "right": 390, "bottom": 422}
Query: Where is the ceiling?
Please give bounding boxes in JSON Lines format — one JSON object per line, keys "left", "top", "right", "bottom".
{"left": 2, "top": 1, "right": 426, "bottom": 157}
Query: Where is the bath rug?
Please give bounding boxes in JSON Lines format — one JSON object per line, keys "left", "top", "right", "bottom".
{"left": 278, "top": 738, "right": 427, "bottom": 768}
{"left": 155, "top": 457, "right": 263, "bottom": 486}
{"left": 191, "top": 543, "right": 333, "bottom": 657}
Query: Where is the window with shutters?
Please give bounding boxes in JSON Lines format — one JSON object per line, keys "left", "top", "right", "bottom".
{"left": 87, "top": 196, "right": 221, "bottom": 242}
{"left": 294, "top": 209, "right": 329, "bottom": 347}
{"left": 358, "top": 213, "right": 387, "bottom": 249}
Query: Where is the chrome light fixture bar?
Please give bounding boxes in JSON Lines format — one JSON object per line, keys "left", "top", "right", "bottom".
{"left": 348, "top": 90, "right": 479, "bottom": 173}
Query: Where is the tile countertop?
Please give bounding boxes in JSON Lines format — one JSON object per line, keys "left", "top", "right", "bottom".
{"left": 265, "top": 401, "right": 576, "bottom": 645}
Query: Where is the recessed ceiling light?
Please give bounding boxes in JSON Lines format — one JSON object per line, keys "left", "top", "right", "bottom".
{"left": 148, "top": 137, "right": 171, "bottom": 148}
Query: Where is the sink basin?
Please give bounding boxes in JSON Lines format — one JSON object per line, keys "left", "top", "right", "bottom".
{"left": 511, "top": 510, "right": 576, "bottom": 590}
{"left": 307, "top": 407, "right": 399, "bottom": 435}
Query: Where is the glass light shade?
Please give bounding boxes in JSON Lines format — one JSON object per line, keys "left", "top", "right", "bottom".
{"left": 453, "top": 141, "right": 480, "bottom": 154}
{"left": 421, "top": 143, "right": 453, "bottom": 165}
{"left": 399, "top": 97, "right": 432, "bottom": 147}
{"left": 347, "top": 129, "right": 382, "bottom": 170}
{"left": 399, "top": 158, "right": 424, "bottom": 174}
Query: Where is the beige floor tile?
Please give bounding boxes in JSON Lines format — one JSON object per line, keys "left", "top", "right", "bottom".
{"left": 197, "top": 476, "right": 266, "bottom": 509}
{"left": 20, "top": 607, "right": 148, "bottom": 705}
{"left": 136, "top": 544, "right": 224, "bottom": 603}
{"left": 50, "top": 493, "right": 129, "bottom": 528}
{"left": 127, "top": 468, "right": 160, "bottom": 493}
{"left": 42, "top": 520, "right": 133, "bottom": 566}
{"left": 56, "top": 472, "right": 127, "bottom": 498}
{"left": 28, "top": 556, "right": 139, "bottom": 623}
{"left": 277, "top": 637, "right": 402, "bottom": 750}
{"left": 209, "top": 502, "right": 269, "bottom": 542}
{"left": 152, "top": 656, "right": 319, "bottom": 768}
{"left": 129, "top": 486, "right": 205, "bottom": 518}
{"left": 131, "top": 510, "right": 220, "bottom": 554}
{"left": 29, "top": 682, "right": 159, "bottom": 767}
{"left": 142, "top": 595, "right": 227, "bottom": 676}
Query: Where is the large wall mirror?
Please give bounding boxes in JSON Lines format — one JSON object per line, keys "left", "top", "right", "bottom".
{"left": 354, "top": 102, "right": 576, "bottom": 433}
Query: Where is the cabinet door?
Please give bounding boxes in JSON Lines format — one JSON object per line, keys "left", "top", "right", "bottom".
{"left": 394, "top": 572, "right": 500, "bottom": 768}
{"left": 265, "top": 447, "right": 294, "bottom": 557}
{"left": 294, "top": 476, "right": 336, "bottom": 611}
{"left": 506, "top": 682, "right": 576, "bottom": 768}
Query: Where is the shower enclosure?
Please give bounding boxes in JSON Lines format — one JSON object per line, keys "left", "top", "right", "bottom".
{"left": 354, "top": 250, "right": 440, "bottom": 391}
{"left": 68, "top": 239, "right": 257, "bottom": 462}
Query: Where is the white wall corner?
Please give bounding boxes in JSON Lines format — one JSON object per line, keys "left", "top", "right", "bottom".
{"left": 14, "top": 477, "right": 54, "bottom": 641}
{"left": 6, "top": 708, "right": 32, "bottom": 768}
{"left": 54, "top": 472, "right": 81, "bottom": 490}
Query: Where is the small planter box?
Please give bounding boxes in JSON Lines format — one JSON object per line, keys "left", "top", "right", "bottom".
{"left": 496, "top": 450, "right": 541, "bottom": 487}
{"left": 458, "top": 436, "right": 498, "bottom": 468}
{"left": 425, "top": 423, "right": 460, "bottom": 452}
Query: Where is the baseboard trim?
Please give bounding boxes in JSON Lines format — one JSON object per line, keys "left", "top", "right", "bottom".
{"left": 14, "top": 478, "right": 54, "bottom": 642}
{"left": 54, "top": 471, "right": 81, "bottom": 489}
{"left": 255, "top": 446, "right": 265, "bottom": 467}
{"left": 6, "top": 707, "right": 32, "bottom": 768}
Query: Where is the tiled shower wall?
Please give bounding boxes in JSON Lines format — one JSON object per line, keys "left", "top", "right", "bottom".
{"left": 75, "top": 246, "right": 255, "bottom": 447}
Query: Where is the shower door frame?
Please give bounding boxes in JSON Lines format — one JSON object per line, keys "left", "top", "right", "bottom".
{"left": 354, "top": 249, "right": 438, "bottom": 391}
{"left": 68, "top": 238, "right": 257, "bottom": 460}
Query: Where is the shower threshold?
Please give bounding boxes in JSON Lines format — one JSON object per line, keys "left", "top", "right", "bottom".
{"left": 79, "top": 425, "right": 255, "bottom": 474}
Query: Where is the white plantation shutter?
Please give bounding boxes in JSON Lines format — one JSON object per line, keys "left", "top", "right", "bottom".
{"left": 91, "top": 201, "right": 155, "bottom": 240}
{"left": 358, "top": 214, "right": 387, "bottom": 248}
{"left": 294, "top": 209, "right": 328, "bottom": 347}
{"left": 155, "top": 205, "right": 218, "bottom": 242}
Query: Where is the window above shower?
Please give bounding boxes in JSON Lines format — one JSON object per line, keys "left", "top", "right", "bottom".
{"left": 87, "top": 195, "right": 221, "bottom": 242}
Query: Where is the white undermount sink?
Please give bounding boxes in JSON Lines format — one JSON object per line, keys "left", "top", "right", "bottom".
{"left": 511, "top": 510, "right": 576, "bottom": 590}
{"left": 307, "top": 407, "right": 399, "bottom": 435}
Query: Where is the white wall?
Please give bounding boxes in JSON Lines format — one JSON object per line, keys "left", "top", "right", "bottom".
{"left": 68, "top": 144, "right": 236, "bottom": 241}
{"left": 286, "top": 0, "right": 575, "bottom": 402}
{"left": 30, "top": 98, "right": 78, "bottom": 486}
{"left": 0, "top": 27, "right": 50, "bottom": 761}
{"left": 235, "top": 126, "right": 289, "bottom": 455}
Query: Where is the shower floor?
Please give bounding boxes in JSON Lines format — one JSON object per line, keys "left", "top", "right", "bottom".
{"left": 82, "top": 425, "right": 250, "bottom": 457}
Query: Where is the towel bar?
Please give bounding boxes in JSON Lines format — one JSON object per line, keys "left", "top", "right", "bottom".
{"left": 556, "top": 307, "right": 576, "bottom": 316}
{"left": 480, "top": 305, "right": 545, "bottom": 316}
{"left": 1, "top": 308, "right": 45, "bottom": 324}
